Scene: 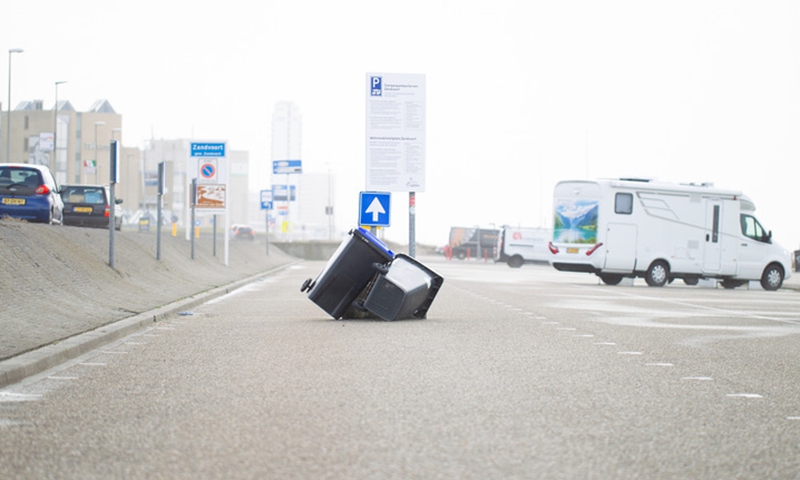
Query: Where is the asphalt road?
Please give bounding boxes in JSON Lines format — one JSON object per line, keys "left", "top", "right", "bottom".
{"left": 1, "top": 258, "right": 799, "bottom": 479}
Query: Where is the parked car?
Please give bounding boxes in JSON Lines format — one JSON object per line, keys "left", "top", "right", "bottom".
{"left": 231, "top": 224, "right": 255, "bottom": 240}
{"left": 60, "top": 184, "right": 123, "bottom": 230}
{"left": 0, "top": 163, "right": 64, "bottom": 224}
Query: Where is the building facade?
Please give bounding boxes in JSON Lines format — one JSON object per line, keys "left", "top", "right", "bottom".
{"left": 1, "top": 98, "right": 124, "bottom": 187}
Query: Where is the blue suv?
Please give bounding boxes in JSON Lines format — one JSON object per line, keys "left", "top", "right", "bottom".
{"left": 0, "top": 164, "right": 64, "bottom": 224}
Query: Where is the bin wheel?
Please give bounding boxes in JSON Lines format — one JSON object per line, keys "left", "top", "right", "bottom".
{"left": 300, "top": 278, "right": 314, "bottom": 293}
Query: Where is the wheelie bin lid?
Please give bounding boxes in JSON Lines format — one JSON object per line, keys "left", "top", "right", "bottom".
{"left": 351, "top": 227, "right": 394, "bottom": 258}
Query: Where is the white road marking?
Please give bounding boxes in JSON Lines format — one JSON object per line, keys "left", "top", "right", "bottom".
{"left": 0, "top": 392, "right": 42, "bottom": 402}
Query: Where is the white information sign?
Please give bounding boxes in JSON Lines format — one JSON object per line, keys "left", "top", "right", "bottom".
{"left": 365, "top": 73, "right": 426, "bottom": 192}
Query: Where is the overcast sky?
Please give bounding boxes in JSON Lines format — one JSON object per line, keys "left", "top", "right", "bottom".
{"left": 4, "top": 1, "right": 800, "bottom": 249}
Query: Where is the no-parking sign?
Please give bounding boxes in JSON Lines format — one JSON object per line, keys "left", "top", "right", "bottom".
{"left": 200, "top": 161, "right": 217, "bottom": 182}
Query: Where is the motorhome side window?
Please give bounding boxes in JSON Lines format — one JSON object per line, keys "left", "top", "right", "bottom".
{"left": 740, "top": 214, "right": 769, "bottom": 243}
{"left": 615, "top": 193, "right": 633, "bottom": 214}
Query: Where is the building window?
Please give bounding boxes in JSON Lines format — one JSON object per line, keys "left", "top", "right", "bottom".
{"left": 24, "top": 116, "right": 29, "bottom": 129}
{"left": 615, "top": 193, "right": 633, "bottom": 214}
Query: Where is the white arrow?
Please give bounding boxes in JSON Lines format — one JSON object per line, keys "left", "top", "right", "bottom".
{"left": 365, "top": 197, "right": 386, "bottom": 222}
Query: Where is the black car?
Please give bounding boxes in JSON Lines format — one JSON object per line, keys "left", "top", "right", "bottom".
{"left": 61, "top": 184, "right": 123, "bottom": 230}
{"left": 0, "top": 163, "right": 64, "bottom": 224}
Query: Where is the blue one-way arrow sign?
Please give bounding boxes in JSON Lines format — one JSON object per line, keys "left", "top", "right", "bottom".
{"left": 359, "top": 191, "right": 391, "bottom": 227}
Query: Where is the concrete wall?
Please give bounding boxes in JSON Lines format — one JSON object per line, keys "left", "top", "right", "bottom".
{"left": 273, "top": 242, "right": 340, "bottom": 261}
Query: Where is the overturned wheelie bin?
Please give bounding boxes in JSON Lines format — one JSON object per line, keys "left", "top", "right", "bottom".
{"left": 300, "top": 228, "right": 444, "bottom": 320}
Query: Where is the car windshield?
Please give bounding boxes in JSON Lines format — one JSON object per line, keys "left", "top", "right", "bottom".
{"left": 64, "top": 187, "right": 106, "bottom": 204}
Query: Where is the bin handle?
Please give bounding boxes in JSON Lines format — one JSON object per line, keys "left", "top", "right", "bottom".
{"left": 373, "top": 262, "right": 390, "bottom": 275}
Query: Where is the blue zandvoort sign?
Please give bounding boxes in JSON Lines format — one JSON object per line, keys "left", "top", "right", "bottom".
{"left": 191, "top": 142, "right": 226, "bottom": 157}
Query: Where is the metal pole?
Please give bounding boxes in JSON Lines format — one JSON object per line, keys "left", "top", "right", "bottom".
{"left": 156, "top": 161, "right": 164, "bottom": 261}
{"left": 409, "top": 191, "right": 416, "bottom": 258}
{"left": 265, "top": 210, "right": 270, "bottom": 256}
{"left": 52, "top": 81, "right": 66, "bottom": 175}
{"left": 190, "top": 178, "right": 197, "bottom": 260}
{"left": 108, "top": 141, "right": 118, "bottom": 269}
{"left": 6, "top": 48, "right": 23, "bottom": 162}
{"left": 285, "top": 172, "right": 290, "bottom": 242}
{"left": 327, "top": 163, "right": 333, "bottom": 241}
{"left": 212, "top": 214, "right": 217, "bottom": 257}
{"left": 156, "top": 192, "right": 163, "bottom": 260}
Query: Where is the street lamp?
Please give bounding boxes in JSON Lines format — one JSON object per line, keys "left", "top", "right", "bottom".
{"left": 94, "top": 121, "right": 105, "bottom": 184}
{"left": 52, "top": 80, "right": 67, "bottom": 175}
{"left": 6, "top": 48, "right": 23, "bottom": 163}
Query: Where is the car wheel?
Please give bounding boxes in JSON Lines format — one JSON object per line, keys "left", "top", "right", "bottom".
{"left": 760, "top": 264, "right": 784, "bottom": 291}
{"left": 683, "top": 277, "right": 699, "bottom": 286}
{"left": 600, "top": 274, "right": 623, "bottom": 285}
{"left": 645, "top": 260, "right": 669, "bottom": 287}
{"left": 720, "top": 279, "right": 744, "bottom": 289}
{"left": 507, "top": 255, "right": 524, "bottom": 268}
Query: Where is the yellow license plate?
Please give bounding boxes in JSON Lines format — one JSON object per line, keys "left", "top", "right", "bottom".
{"left": 567, "top": 247, "right": 579, "bottom": 254}
{"left": 2, "top": 198, "right": 25, "bottom": 205}
{"left": 73, "top": 206, "right": 92, "bottom": 213}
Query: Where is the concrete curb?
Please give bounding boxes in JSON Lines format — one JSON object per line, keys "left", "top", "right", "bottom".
{"left": 0, "top": 261, "right": 301, "bottom": 389}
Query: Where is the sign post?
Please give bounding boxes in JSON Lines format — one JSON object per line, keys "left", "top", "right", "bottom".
{"left": 157, "top": 161, "right": 165, "bottom": 260}
{"left": 190, "top": 177, "right": 197, "bottom": 260}
{"left": 260, "top": 189, "right": 273, "bottom": 255}
{"left": 365, "top": 73, "right": 426, "bottom": 256}
{"left": 108, "top": 140, "right": 119, "bottom": 268}
{"left": 190, "top": 141, "right": 229, "bottom": 265}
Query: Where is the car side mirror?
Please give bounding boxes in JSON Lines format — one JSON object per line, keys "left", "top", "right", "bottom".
{"left": 115, "top": 198, "right": 123, "bottom": 205}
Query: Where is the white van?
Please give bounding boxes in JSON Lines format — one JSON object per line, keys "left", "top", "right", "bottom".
{"left": 548, "top": 178, "right": 792, "bottom": 290}
{"left": 495, "top": 225, "right": 552, "bottom": 267}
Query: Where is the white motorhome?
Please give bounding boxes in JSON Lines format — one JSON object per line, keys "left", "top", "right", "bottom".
{"left": 495, "top": 225, "right": 552, "bottom": 267}
{"left": 548, "top": 178, "right": 792, "bottom": 290}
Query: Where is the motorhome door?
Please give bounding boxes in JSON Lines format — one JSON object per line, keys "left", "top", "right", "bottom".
{"left": 604, "top": 223, "right": 637, "bottom": 271}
